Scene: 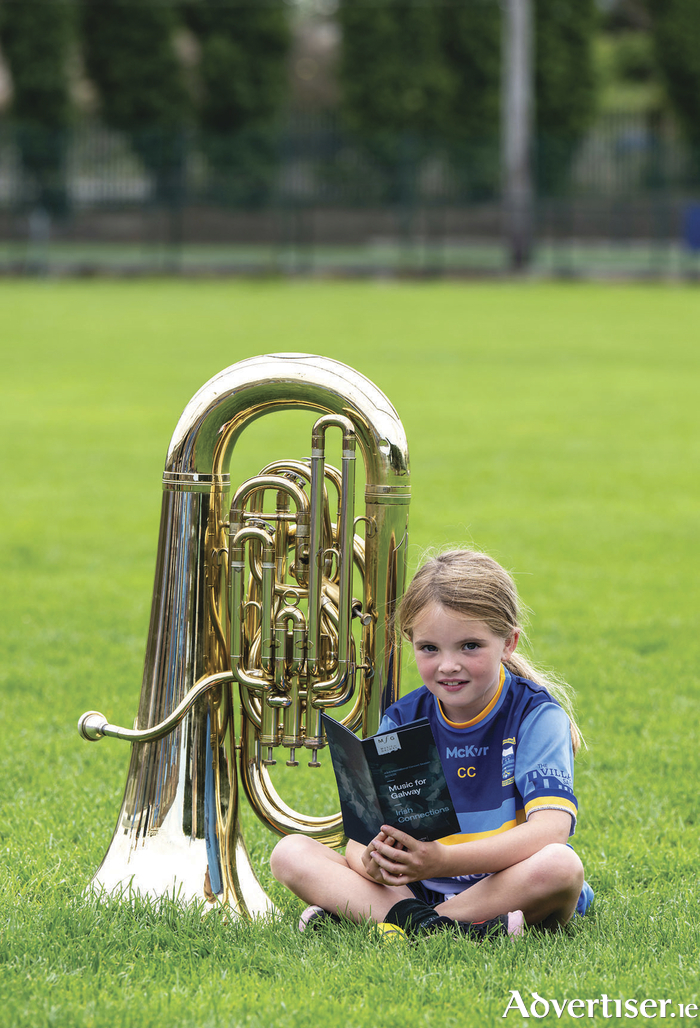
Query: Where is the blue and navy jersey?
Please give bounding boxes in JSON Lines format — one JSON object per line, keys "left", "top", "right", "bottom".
{"left": 378, "top": 665, "right": 577, "bottom": 894}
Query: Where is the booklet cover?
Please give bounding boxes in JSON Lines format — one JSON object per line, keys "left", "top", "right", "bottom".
{"left": 321, "top": 713, "right": 461, "bottom": 846}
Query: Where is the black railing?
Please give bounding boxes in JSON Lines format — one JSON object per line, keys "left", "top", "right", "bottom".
{"left": 1, "top": 113, "right": 699, "bottom": 277}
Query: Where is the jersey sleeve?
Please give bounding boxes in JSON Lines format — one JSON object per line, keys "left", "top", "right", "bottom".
{"left": 378, "top": 713, "right": 399, "bottom": 733}
{"left": 515, "top": 702, "right": 578, "bottom": 835}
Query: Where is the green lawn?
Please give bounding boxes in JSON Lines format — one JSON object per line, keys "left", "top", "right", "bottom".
{"left": 1, "top": 280, "right": 699, "bottom": 1026}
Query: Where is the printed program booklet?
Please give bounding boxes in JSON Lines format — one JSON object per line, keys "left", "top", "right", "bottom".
{"left": 321, "top": 713, "right": 461, "bottom": 846}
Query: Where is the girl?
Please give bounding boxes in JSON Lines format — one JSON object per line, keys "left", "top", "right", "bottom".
{"left": 270, "top": 550, "right": 593, "bottom": 938}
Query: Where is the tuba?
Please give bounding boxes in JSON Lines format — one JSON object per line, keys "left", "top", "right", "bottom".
{"left": 78, "top": 354, "right": 410, "bottom": 917}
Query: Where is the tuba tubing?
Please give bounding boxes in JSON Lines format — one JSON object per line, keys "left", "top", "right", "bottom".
{"left": 78, "top": 354, "right": 410, "bottom": 916}
{"left": 77, "top": 671, "right": 235, "bottom": 743}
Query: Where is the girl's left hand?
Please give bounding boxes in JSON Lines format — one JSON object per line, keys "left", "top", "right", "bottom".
{"left": 368, "top": 825, "right": 445, "bottom": 884}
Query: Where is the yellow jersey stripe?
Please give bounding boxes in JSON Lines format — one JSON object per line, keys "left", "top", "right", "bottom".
{"left": 439, "top": 664, "right": 506, "bottom": 729}
{"left": 525, "top": 796, "right": 578, "bottom": 818}
{"left": 437, "top": 809, "right": 526, "bottom": 844}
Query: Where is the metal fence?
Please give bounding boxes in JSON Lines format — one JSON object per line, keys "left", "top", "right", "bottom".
{"left": 1, "top": 112, "right": 699, "bottom": 278}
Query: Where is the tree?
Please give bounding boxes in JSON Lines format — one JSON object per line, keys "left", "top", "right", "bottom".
{"left": 81, "top": 0, "right": 189, "bottom": 203}
{"left": 183, "top": 0, "right": 291, "bottom": 206}
{"left": 337, "top": 0, "right": 452, "bottom": 202}
{"left": 534, "top": 0, "right": 599, "bottom": 195}
{"left": 439, "top": 1, "right": 501, "bottom": 200}
{"left": 0, "top": 0, "right": 74, "bottom": 214}
{"left": 647, "top": 0, "right": 700, "bottom": 166}
{"left": 337, "top": 0, "right": 597, "bottom": 201}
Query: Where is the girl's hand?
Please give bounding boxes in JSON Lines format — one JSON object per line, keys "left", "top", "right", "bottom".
{"left": 368, "top": 825, "right": 445, "bottom": 885}
{"left": 361, "top": 831, "right": 399, "bottom": 883}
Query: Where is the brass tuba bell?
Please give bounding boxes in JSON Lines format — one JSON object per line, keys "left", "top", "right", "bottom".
{"left": 78, "top": 354, "right": 410, "bottom": 916}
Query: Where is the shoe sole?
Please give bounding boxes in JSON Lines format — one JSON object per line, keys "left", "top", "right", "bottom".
{"left": 298, "top": 905, "right": 326, "bottom": 932}
{"left": 507, "top": 910, "right": 525, "bottom": 938}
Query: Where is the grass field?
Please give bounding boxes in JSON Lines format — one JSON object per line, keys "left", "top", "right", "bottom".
{"left": 1, "top": 280, "right": 699, "bottom": 1027}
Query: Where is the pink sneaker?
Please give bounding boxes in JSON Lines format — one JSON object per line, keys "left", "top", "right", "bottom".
{"left": 298, "top": 905, "right": 343, "bottom": 932}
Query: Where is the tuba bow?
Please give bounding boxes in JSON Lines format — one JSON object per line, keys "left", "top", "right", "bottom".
{"left": 78, "top": 354, "right": 410, "bottom": 916}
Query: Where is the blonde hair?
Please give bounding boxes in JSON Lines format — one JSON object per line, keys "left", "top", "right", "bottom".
{"left": 397, "top": 549, "right": 583, "bottom": 754}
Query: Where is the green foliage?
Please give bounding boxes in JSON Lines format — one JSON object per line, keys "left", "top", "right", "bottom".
{"left": 183, "top": 0, "right": 291, "bottom": 206}
{"left": 1, "top": 280, "right": 700, "bottom": 1026}
{"left": 600, "top": 0, "right": 650, "bottom": 33}
{"left": 337, "top": 0, "right": 452, "bottom": 201}
{"left": 439, "top": 1, "right": 501, "bottom": 200}
{"left": 339, "top": 0, "right": 450, "bottom": 138}
{"left": 534, "top": 0, "right": 599, "bottom": 194}
{"left": 594, "top": 28, "right": 663, "bottom": 115}
{"left": 0, "top": 0, "right": 74, "bottom": 213}
{"left": 614, "top": 32, "right": 656, "bottom": 83}
{"left": 81, "top": 0, "right": 189, "bottom": 202}
{"left": 337, "top": 0, "right": 598, "bottom": 201}
{"left": 647, "top": 0, "right": 700, "bottom": 158}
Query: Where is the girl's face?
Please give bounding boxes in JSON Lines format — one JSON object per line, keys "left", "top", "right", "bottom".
{"left": 411, "top": 603, "right": 519, "bottom": 724}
